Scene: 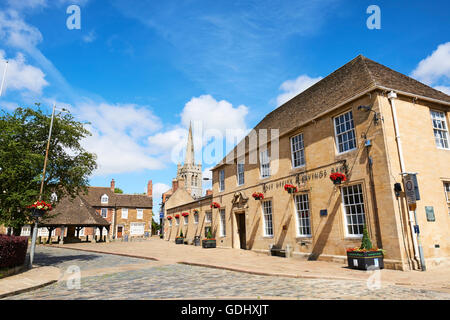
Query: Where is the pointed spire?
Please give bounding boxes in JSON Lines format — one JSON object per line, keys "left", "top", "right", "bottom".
{"left": 185, "top": 121, "right": 195, "bottom": 165}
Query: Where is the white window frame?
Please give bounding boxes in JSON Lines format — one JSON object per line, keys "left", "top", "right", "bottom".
{"left": 205, "top": 211, "right": 212, "bottom": 223}
{"left": 290, "top": 133, "right": 306, "bottom": 168}
{"left": 444, "top": 182, "right": 450, "bottom": 215}
{"left": 194, "top": 213, "right": 199, "bottom": 224}
{"left": 334, "top": 110, "right": 357, "bottom": 154}
{"left": 262, "top": 200, "right": 273, "bottom": 237}
{"left": 79, "top": 227, "right": 85, "bottom": 236}
{"left": 294, "top": 194, "right": 311, "bottom": 237}
{"left": 342, "top": 184, "right": 366, "bottom": 237}
{"left": 430, "top": 110, "right": 449, "bottom": 149}
{"left": 121, "top": 208, "right": 128, "bottom": 219}
{"left": 101, "top": 194, "right": 109, "bottom": 204}
{"left": 219, "top": 170, "right": 225, "bottom": 192}
{"left": 237, "top": 160, "right": 245, "bottom": 186}
{"left": 175, "top": 217, "right": 180, "bottom": 226}
{"left": 101, "top": 208, "right": 108, "bottom": 218}
{"left": 168, "top": 219, "right": 172, "bottom": 227}
{"left": 184, "top": 215, "right": 188, "bottom": 225}
{"left": 260, "top": 149, "right": 271, "bottom": 178}
{"left": 219, "top": 209, "right": 226, "bottom": 237}
{"left": 21, "top": 226, "right": 31, "bottom": 236}
{"left": 137, "top": 209, "right": 144, "bottom": 220}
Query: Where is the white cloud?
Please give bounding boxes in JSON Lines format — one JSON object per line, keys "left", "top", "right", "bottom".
{"left": 75, "top": 101, "right": 165, "bottom": 176}
{"left": 434, "top": 86, "right": 450, "bottom": 95}
{"left": 152, "top": 182, "right": 171, "bottom": 207}
{"left": 6, "top": 0, "right": 48, "bottom": 10}
{"left": 411, "top": 42, "right": 450, "bottom": 85}
{"left": 82, "top": 30, "right": 96, "bottom": 43}
{"left": 0, "top": 50, "right": 48, "bottom": 95}
{"left": 276, "top": 74, "right": 322, "bottom": 106}
{"left": 148, "top": 94, "right": 250, "bottom": 166}
{"left": 180, "top": 95, "right": 249, "bottom": 134}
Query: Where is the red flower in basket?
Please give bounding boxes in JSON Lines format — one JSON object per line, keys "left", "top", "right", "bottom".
{"left": 252, "top": 192, "right": 264, "bottom": 200}
{"left": 167, "top": 216, "right": 172, "bottom": 220}
{"left": 330, "top": 172, "right": 347, "bottom": 184}
{"left": 283, "top": 184, "right": 298, "bottom": 194}
{"left": 182, "top": 212, "right": 189, "bottom": 217}
{"left": 210, "top": 202, "right": 221, "bottom": 208}
{"left": 28, "top": 200, "right": 53, "bottom": 212}
{"left": 175, "top": 214, "right": 180, "bottom": 218}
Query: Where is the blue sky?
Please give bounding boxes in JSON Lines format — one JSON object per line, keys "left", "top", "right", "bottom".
{"left": 0, "top": 0, "right": 449, "bottom": 214}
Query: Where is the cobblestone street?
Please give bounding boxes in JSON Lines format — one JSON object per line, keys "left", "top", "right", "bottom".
{"left": 4, "top": 246, "right": 450, "bottom": 300}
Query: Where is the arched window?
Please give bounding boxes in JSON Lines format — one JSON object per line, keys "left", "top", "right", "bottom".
{"left": 101, "top": 194, "right": 109, "bottom": 204}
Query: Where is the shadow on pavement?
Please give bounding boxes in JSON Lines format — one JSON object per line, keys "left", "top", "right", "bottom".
{"left": 33, "top": 252, "right": 100, "bottom": 267}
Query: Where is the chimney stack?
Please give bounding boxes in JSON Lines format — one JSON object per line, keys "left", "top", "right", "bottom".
{"left": 147, "top": 180, "right": 153, "bottom": 197}
{"left": 110, "top": 179, "right": 115, "bottom": 192}
{"left": 172, "top": 179, "right": 178, "bottom": 193}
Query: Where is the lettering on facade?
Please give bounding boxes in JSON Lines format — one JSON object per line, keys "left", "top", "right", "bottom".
{"left": 265, "top": 165, "right": 346, "bottom": 190}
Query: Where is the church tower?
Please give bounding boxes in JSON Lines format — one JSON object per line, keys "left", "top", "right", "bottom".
{"left": 176, "top": 122, "right": 202, "bottom": 198}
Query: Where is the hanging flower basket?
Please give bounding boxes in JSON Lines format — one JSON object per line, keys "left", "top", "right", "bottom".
{"left": 167, "top": 216, "right": 172, "bottom": 220}
{"left": 182, "top": 212, "right": 189, "bottom": 217}
{"left": 175, "top": 214, "right": 180, "bottom": 219}
{"left": 252, "top": 192, "right": 264, "bottom": 200}
{"left": 283, "top": 184, "right": 298, "bottom": 194}
{"left": 330, "top": 172, "right": 347, "bottom": 185}
{"left": 28, "top": 200, "right": 53, "bottom": 218}
{"left": 210, "top": 202, "right": 221, "bottom": 209}
{"left": 193, "top": 209, "right": 199, "bottom": 214}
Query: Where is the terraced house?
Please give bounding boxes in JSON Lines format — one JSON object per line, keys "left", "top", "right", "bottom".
{"left": 165, "top": 55, "right": 450, "bottom": 271}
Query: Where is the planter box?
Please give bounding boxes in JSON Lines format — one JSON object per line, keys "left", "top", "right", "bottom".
{"left": 202, "top": 239, "right": 216, "bottom": 248}
{"left": 175, "top": 237, "right": 184, "bottom": 244}
{"left": 347, "top": 251, "right": 384, "bottom": 270}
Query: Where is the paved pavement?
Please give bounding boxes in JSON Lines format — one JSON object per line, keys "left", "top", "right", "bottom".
{"left": 2, "top": 244, "right": 450, "bottom": 300}
{"left": 0, "top": 265, "right": 60, "bottom": 299}
{"left": 48, "top": 238, "right": 450, "bottom": 294}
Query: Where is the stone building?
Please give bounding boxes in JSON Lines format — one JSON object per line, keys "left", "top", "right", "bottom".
{"left": 164, "top": 55, "right": 450, "bottom": 271}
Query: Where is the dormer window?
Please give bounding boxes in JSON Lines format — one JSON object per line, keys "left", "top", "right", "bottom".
{"left": 101, "top": 194, "right": 109, "bottom": 204}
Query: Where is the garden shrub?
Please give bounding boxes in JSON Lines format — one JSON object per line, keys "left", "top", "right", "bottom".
{"left": 0, "top": 234, "right": 28, "bottom": 268}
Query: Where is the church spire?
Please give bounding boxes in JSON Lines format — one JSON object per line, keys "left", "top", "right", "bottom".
{"left": 185, "top": 122, "right": 195, "bottom": 165}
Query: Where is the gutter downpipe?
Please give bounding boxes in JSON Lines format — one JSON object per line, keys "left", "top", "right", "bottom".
{"left": 387, "top": 91, "right": 420, "bottom": 269}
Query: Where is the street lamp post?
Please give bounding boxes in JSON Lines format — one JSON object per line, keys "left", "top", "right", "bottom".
{"left": 28, "top": 105, "right": 67, "bottom": 269}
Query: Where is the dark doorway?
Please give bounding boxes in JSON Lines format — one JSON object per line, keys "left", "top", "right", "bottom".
{"left": 236, "top": 213, "right": 246, "bottom": 249}
{"left": 117, "top": 226, "right": 123, "bottom": 238}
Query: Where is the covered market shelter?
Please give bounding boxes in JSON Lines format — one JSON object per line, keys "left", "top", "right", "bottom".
{"left": 38, "top": 195, "right": 110, "bottom": 244}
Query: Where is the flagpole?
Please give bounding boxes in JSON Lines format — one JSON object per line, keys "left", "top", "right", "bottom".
{"left": 0, "top": 61, "right": 8, "bottom": 97}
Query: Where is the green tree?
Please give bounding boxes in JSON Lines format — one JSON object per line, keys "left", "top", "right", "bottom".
{"left": 360, "top": 224, "right": 373, "bottom": 250}
{"left": 0, "top": 107, "right": 97, "bottom": 235}
{"left": 114, "top": 188, "right": 123, "bottom": 194}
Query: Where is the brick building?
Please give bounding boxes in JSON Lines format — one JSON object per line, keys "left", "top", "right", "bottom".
{"left": 164, "top": 55, "right": 450, "bottom": 271}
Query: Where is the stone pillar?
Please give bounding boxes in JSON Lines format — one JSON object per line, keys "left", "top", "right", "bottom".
{"left": 106, "top": 226, "right": 111, "bottom": 243}
{"left": 91, "top": 227, "right": 97, "bottom": 243}
{"left": 100, "top": 227, "right": 103, "bottom": 242}
{"left": 59, "top": 226, "right": 65, "bottom": 245}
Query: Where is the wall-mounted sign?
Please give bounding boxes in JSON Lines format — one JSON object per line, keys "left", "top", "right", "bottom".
{"left": 425, "top": 206, "right": 435, "bottom": 222}
{"left": 404, "top": 174, "right": 416, "bottom": 205}
{"left": 320, "top": 209, "right": 328, "bottom": 216}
